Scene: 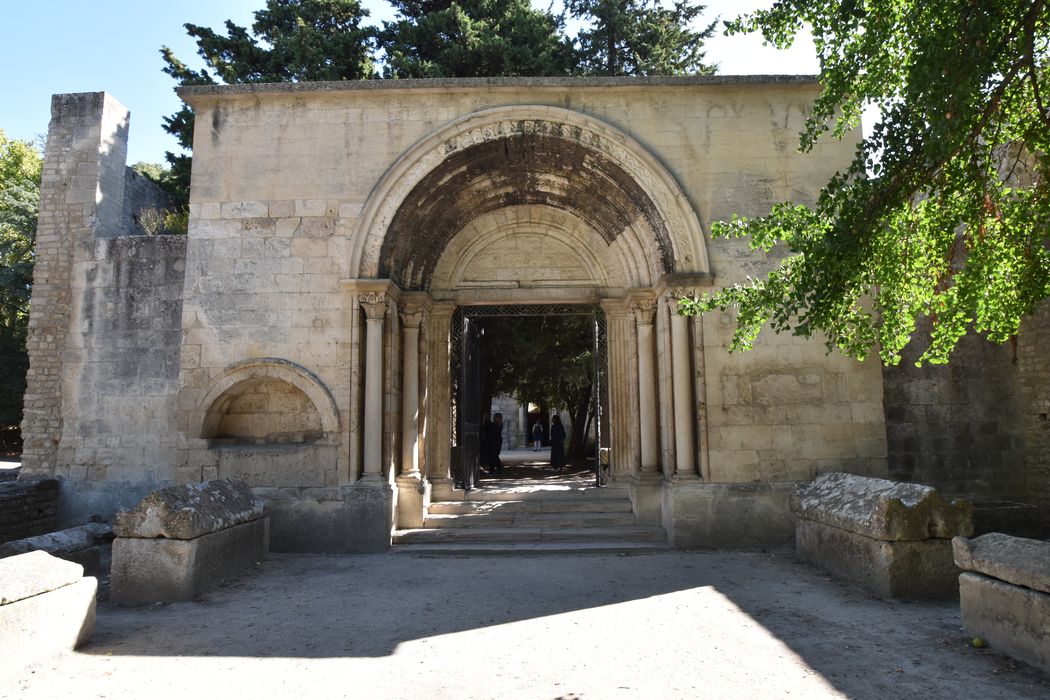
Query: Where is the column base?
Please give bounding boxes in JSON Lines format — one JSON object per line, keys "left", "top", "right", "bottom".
{"left": 629, "top": 472, "right": 664, "bottom": 526}
{"left": 345, "top": 481, "right": 394, "bottom": 552}
{"left": 428, "top": 477, "right": 455, "bottom": 501}
{"left": 395, "top": 474, "right": 430, "bottom": 529}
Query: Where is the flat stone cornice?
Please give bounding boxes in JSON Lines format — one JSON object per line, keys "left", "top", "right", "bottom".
{"left": 178, "top": 75, "right": 819, "bottom": 105}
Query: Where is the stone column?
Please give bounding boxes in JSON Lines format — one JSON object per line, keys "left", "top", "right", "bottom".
{"left": 600, "top": 299, "right": 638, "bottom": 481}
{"left": 360, "top": 292, "right": 387, "bottom": 481}
{"left": 633, "top": 298, "right": 659, "bottom": 476}
{"left": 668, "top": 298, "right": 697, "bottom": 479}
{"left": 396, "top": 302, "right": 428, "bottom": 528}
{"left": 399, "top": 305, "right": 424, "bottom": 477}
{"left": 426, "top": 303, "right": 455, "bottom": 498}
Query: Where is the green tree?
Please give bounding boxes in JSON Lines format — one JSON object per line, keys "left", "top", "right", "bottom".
{"left": 567, "top": 0, "right": 717, "bottom": 76}
{"left": 380, "top": 0, "right": 574, "bottom": 78}
{"left": 680, "top": 0, "right": 1050, "bottom": 366}
{"left": 160, "top": 0, "right": 377, "bottom": 205}
{"left": 0, "top": 130, "right": 42, "bottom": 429}
{"left": 478, "top": 315, "right": 597, "bottom": 458}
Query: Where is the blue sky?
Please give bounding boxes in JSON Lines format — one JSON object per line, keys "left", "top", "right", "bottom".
{"left": 0, "top": 1, "right": 817, "bottom": 165}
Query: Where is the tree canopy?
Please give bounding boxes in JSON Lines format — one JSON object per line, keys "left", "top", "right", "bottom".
{"left": 0, "top": 130, "right": 42, "bottom": 427}
{"left": 680, "top": 0, "right": 1050, "bottom": 366}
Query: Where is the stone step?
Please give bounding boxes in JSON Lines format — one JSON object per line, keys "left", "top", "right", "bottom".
{"left": 427, "top": 499, "right": 633, "bottom": 515}
{"left": 393, "top": 526, "right": 668, "bottom": 545}
{"left": 391, "top": 541, "right": 672, "bottom": 556}
{"left": 437, "top": 486, "right": 629, "bottom": 503}
{"left": 422, "top": 511, "right": 638, "bottom": 529}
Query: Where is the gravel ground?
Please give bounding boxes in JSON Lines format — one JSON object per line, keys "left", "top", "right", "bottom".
{"left": 3, "top": 549, "right": 1049, "bottom": 699}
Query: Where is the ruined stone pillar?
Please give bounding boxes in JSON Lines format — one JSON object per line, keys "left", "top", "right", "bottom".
{"left": 360, "top": 292, "right": 387, "bottom": 481}
{"left": 668, "top": 298, "right": 697, "bottom": 479}
{"left": 21, "top": 93, "right": 130, "bottom": 476}
{"left": 633, "top": 298, "right": 659, "bottom": 476}
{"left": 427, "top": 303, "right": 455, "bottom": 497}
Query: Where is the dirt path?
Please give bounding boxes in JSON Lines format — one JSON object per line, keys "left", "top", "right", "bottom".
{"left": 4, "top": 549, "right": 1048, "bottom": 699}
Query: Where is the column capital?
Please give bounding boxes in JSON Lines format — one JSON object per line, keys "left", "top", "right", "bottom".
{"left": 360, "top": 292, "right": 388, "bottom": 320}
{"left": 631, "top": 298, "right": 657, "bottom": 326}
{"left": 400, "top": 304, "right": 425, "bottom": 330}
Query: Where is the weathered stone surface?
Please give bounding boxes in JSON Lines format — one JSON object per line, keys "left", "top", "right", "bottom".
{"left": 792, "top": 472, "right": 974, "bottom": 541}
{"left": 953, "top": 533, "right": 1050, "bottom": 595}
{"left": 110, "top": 517, "right": 268, "bottom": 605}
{"left": 0, "top": 550, "right": 84, "bottom": 605}
{"left": 960, "top": 572, "right": 1050, "bottom": 674}
{"left": 113, "top": 478, "right": 264, "bottom": 539}
{"left": 0, "top": 522, "right": 112, "bottom": 558}
{"left": 0, "top": 576, "right": 96, "bottom": 664}
{"left": 797, "top": 518, "right": 960, "bottom": 599}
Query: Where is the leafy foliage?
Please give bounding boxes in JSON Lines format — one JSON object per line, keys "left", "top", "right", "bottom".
{"left": 567, "top": 0, "right": 716, "bottom": 76}
{"left": 478, "top": 315, "right": 596, "bottom": 456}
{"left": 380, "top": 0, "right": 574, "bottom": 78}
{"left": 0, "top": 130, "right": 42, "bottom": 427}
{"left": 160, "top": 0, "right": 377, "bottom": 202}
{"left": 680, "top": 0, "right": 1050, "bottom": 366}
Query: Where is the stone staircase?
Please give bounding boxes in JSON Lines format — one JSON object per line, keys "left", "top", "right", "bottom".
{"left": 392, "top": 480, "right": 669, "bottom": 555}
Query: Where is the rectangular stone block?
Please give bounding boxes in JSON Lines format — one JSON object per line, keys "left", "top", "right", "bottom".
{"left": 662, "top": 481, "right": 795, "bottom": 548}
{"left": 960, "top": 572, "right": 1050, "bottom": 674}
{"left": 0, "top": 577, "right": 97, "bottom": 665}
{"left": 796, "top": 518, "right": 960, "bottom": 599}
{"left": 109, "top": 517, "right": 269, "bottom": 605}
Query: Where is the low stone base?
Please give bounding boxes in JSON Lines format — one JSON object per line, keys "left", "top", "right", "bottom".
{"left": 396, "top": 475, "right": 429, "bottom": 529}
{"left": 960, "top": 572, "right": 1050, "bottom": 673}
{"left": 346, "top": 482, "right": 394, "bottom": 553}
{"left": 0, "top": 577, "right": 97, "bottom": 663}
{"left": 629, "top": 474, "right": 663, "bottom": 527}
{"left": 796, "top": 519, "right": 959, "bottom": 599}
{"left": 110, "top": 517, "right": 268, "bottom": 605}
{"left": 662, "top": 481, "right": 796, "bottom": 548}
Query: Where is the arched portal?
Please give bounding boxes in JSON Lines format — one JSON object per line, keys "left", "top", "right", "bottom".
{"left": 350, "top": 106, "right": 706, "bottom": 536}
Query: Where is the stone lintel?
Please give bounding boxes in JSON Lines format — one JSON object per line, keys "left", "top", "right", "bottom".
{"left": 953, "top": 533, "right": 1050, "bottom": 595}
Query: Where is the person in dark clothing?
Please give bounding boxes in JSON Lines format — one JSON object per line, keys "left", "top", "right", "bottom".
{"left": 479, "top": 413, "right": 493, "bottom": 475}
{"left": 486, "top": 412, "right": 504, "bottom": 475}
{"left": 550, "top": 414, "right": 567, "bottom": 471}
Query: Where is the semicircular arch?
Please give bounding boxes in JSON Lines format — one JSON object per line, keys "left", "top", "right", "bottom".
{"left": 351, "top": 105, "right": 709, "bottom": 287}
{"left": 195, "top": 358, "right": 341, "bottom": 441}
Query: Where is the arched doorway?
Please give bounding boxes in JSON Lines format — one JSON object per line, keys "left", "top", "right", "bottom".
{"left": 346, "top": 105, "right": 710, "bottom": 532}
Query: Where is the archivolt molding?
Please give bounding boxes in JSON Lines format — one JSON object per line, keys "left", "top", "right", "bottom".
{"left": 196, "top": 358, "right": 341, "bottom": 439}
{"left": 351, "top": 105, "right": 709, "bottom": 282}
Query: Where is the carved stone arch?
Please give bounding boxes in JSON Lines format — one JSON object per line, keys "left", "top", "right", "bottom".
{"left": 351, "top": 105, "right": 709, "bottom": 289}
{"left": 196, "top": 358, "right": 340, "bottom": 443}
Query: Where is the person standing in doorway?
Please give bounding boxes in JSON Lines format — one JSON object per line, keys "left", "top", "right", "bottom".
{"left": 487, "top": 413, "right": 505, "bottom": 476}
{"left": 550, "top": 414, "right": 567, "bottom": 471}
{"left": 531, "top": 420, "right": 543, "bottom": 451}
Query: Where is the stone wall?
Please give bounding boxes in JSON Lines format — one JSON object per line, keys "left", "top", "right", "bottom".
{"left": 20, "top": 93, "right": 187, "bottom": 525}
{"left": 121, "top": 167, "right": 172, "bottom": 236}
{"left": 0, "top": 479, "right": 58, "bottom": 544}
{"left": 883, "top": 304, "right": 1050, "bottom": 510}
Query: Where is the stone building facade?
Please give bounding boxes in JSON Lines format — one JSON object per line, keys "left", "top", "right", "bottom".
{"left": 19, "top": 78, "right": 1049, "bottom": 551}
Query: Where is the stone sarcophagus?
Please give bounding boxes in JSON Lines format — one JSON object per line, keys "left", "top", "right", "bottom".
{"left": 792, "top": 473, "right": 974, "bottom": 599}
{"left": 109, "top": 478, "right": 268, "bottom": 605}
{"left": 954, "top": 533, "right": 1050, "bottom": 673}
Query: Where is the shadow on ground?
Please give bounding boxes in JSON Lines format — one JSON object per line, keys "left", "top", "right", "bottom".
{"left": 79, "top": 548, "right": 1050, "bottom": 699}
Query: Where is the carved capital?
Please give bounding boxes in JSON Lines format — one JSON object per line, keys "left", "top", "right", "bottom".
{"left": 631, "top": 298, "right": 656, "bottom": 326}
{"left": 400, "top": 304, "right": 425, "bottom": 330}
{"left": 360, "top": 292, "right": 387, "bottom": 321}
